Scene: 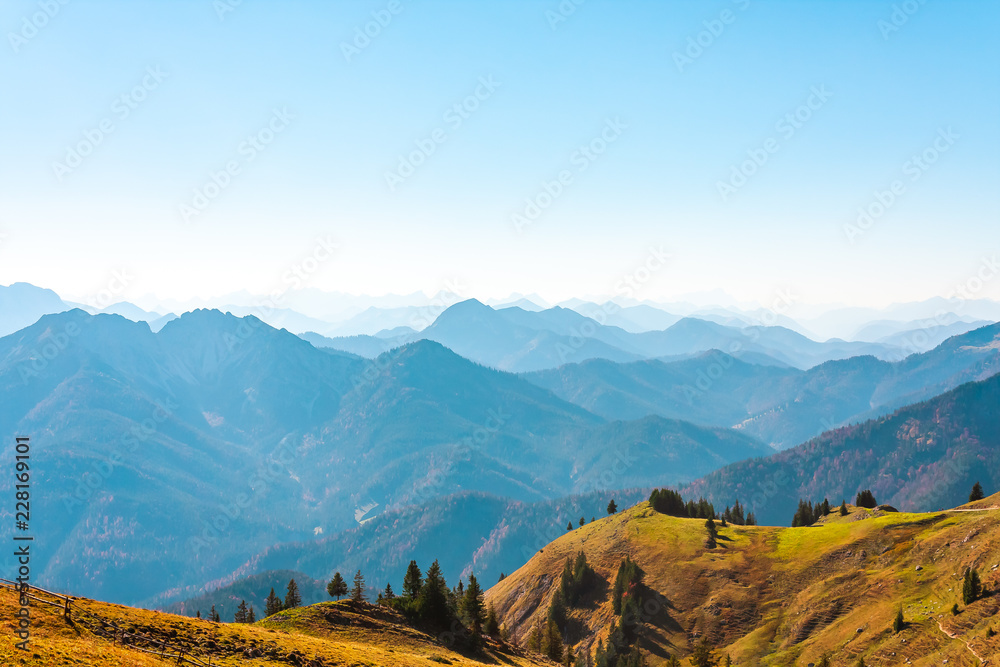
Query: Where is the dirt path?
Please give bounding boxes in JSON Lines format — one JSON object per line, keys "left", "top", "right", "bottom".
{"left": 936, "top": 619, "right": 989, "bottom": 664}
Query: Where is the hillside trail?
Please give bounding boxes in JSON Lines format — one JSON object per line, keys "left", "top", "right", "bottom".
{"left": 936, "top": 618, "right": 989, "bottom": 665}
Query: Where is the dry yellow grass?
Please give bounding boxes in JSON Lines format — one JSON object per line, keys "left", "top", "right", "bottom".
{"left": 0, "top": 588, "right": 554, "bottom": 667}
{"left": 486, "top": 496, "right": 1000, "bottom": 666}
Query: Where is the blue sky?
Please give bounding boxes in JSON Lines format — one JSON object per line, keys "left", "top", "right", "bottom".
{"left": 1, "top": 0, "right": 997, "bottom": 307}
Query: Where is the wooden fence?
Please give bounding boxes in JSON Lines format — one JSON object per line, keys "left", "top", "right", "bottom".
{"left": 1, "top": 578, "right": 213, "bottom": 666}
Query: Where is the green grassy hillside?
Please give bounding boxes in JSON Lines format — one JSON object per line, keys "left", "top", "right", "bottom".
{"left": 486, "top": 495, "right": 1000, "bottom": 666}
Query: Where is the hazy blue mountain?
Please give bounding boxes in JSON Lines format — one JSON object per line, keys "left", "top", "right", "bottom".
{"left": 525, "top": 322, "right": 1000, "bottom": 449}
{"left": 418, "top": 299, "right": 643, "bottom": 371}
{"left": 0, "top": 309, "right": 765, "bottom": 607}
{"left": 683, "top": 370, "right": 1000, "bottom": 526}
{"left": 165, "top": 488, "right": 651, "bottom": 614}
{"left": 873, "top": 319, "right": 992, "bottom": 352}
{"left": 0, "top": 282, "right": 70, "bottom": 337}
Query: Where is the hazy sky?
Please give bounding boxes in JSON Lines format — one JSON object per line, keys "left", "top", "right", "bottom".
{"left": 1, "top": 0, "right": 998, "bottom": 307}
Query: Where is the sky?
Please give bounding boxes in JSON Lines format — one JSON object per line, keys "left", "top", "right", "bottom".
{"left": 1, "top": 0, "right": 998, "bottom": 309}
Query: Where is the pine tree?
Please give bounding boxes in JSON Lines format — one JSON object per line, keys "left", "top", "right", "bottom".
{"left": 542, "top": 618, "right": 564, "bottom": 661}
{"left": 579, "top": 516, "right": 585, "bottom": 526}
{"left": 893, "top": 606, "right": 904, "bottom": 633}
{"left": 690, "top": 637, "right": 716, "bottom": 667}
{"left": 265, "top": 587, "right": 283, "bottom": 616}
{"left": 403, "top": 560, "right": 423, "bottom": 599}
{"left": 607, "top": 499, "right": 618, "bottom": 514}
{"left": 484, "top": 604, "right": 500, "bottom": 637}
{"left": 817, "top": 655, "right": 831, "bottom": 667}
{"left": 567, "top": 521, "right": 574, "bottom": 531}
{"left": 327, "top": 572, "right": 348, "bottom": 600}
{"left": 247, "top": 605, "right": 256, "bottom": 623}
{"left": 498, "top": 572, "right": 506, "bottom": 582}
{"left": 233, "top": 601, "right": 244, "bottom": 623}
{"left": 963, "top": 568, "right": 982, "bottom": 604}
{"left": 548, "top": 589, "right": 568, "bottom": 632}
{"left": 351, "top": 569, "right": 367, "bottom": 603}
{"left": 382, "top": 583, "right": 395, "bottom": 602}
{"left": 284, "top": 579, "right": 302, "bottom": 609}
{"left": 195, "top": 610, "right": 201, "bottom": 619}
{"left": 970, "top": 481, "right": 985, "bottom": 502}
{"left": 724, "top": 654, "right": 732, "bottom": 667}
{"left": 416, "top": 559, "right": 451, "bottom": 628}
{"left": 840, "top": 500, "right": 849, "bottom": 516}
{"left": 462, "top": 573, "right": 486, "bottom": 634}
{"left": 210, "top": 605, "right": 220, "bottom": 622}
{"left": 527, "top": 620, "right": 542, "bottom": 652}
{"left": 855, "top": 658, "right": 866, "bottom": 667}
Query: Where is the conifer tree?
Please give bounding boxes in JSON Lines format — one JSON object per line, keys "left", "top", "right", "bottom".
{"left": 607, "top": 499, "right": 618, "bottom": 514}
{"left": 265, "top": 587, "right": 283, "bottom": 616}
{"left": 247, "top": 605, "right": 256, "bottom": 623}
{"left": 195, "top": 610, "right": 201, "bottom": 619}
{"left": 462, "top": 573, "right": 486, "bottom": 634}
{"left": 383, "top": 582, "right": 395, "bottom": 602}
{"left": 580, "top": 516, "right": 585, "bottom": 526}
{"left": 527, "top": 620, "right": 542, "bottom": 652}
{"left": 893, "top": 606, "right": 904, "bottom": 633}
{"left": 970, "top": 481, "right": 985, "bottom": 502}
{"left": 817, "top": 654, "right": 831, "bottom": 667}
{"left": 403, "top": 560, "right": 423, "bottom": 598}
{"left": 690, "top": 637, "right": 716, "bottom": 667}
{"left": 484, "top": 604, "right": 500, "bottom": 637}
{"left": 963, "top": 568, "right": 982, "bottom": 604}
{"left": 855, "top": 489, "right": 877, "bottom": 508}
{"left": 210, "top": 605, "right": 220, "bottom": 622}
{"left": 568, "top": 521, "right": 574, "bottom": 531}
{"left": 840, "top": 500, "right": 849, "bottom": 516}
{"left": 235, "top": 600, "right": 248, "bottom": 623}
{"left": 327, "top": 572, "right": 348, "bottom": 600}
{"left": 416, "top": 559, "right": 451, "bottom": 628}
{"left": 543, "top": 618, "right": 564, "bottom": 662}
{"left": 351, "top": 569, "right": 367, "bottom": 602}
{"left": 284, "top": 579, "right": 302, "bottom": 609}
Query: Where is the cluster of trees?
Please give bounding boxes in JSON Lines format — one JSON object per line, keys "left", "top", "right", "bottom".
{"left": 233, "top": 600, "right": 257, "bottom": 623}
{"left": 561, "top": 551, "right": 598, "bottom": 606}
{"left": 855, "top": 489, "right": 878, "bottom": 509}
{"left": 790, "top": 498, "right": 832, "bottom": 527}
{"left": 336, "top": 559, "right": 501, "bottom": 648}
{"left": 262, "top": 579, "right": 302, "bottom": 618}
{"left": 648, "top": 489, "right": 756, "bottom": 525}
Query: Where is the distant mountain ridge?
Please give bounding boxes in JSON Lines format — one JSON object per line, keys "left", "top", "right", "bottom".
{"left": 0, "top": 308, "right": 767, "bottom": 606}
{"left": 525, "top": 322, "right": 1000, "bottom": 449}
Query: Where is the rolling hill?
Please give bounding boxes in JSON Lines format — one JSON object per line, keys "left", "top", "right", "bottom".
{"left": 487, "top": 495, "right": 1000, "bottom": 666}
